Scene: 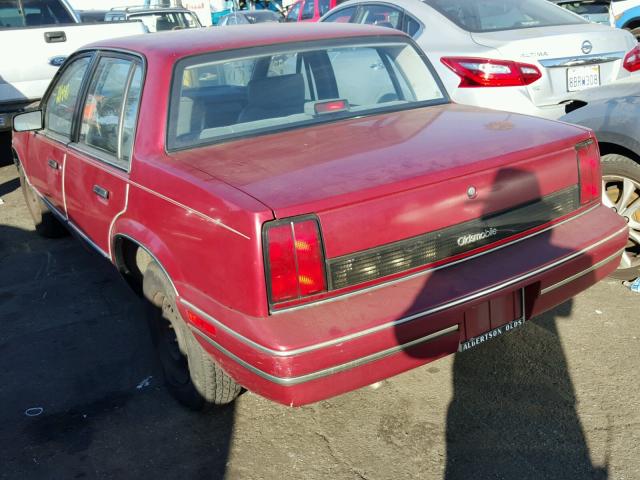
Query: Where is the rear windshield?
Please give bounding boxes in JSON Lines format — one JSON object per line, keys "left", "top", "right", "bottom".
{"left": 167, "top": 40, "right": 446, "bottom": 150}
{"left": 0, "top": 0, "right": 74, "bottom": 28}
{"left": 423, "top": 0, "right": 586, "bottom": 32}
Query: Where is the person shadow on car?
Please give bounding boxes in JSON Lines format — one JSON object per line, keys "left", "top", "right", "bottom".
{"left": 394, "top": 166, "right": 608, "bottom": 479}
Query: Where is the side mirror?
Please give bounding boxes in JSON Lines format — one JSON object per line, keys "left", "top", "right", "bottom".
{"left": 13, "top": 110, "right": 43, "bottom": 132}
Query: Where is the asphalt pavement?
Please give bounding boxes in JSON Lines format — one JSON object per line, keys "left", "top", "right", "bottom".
{"left": 1, "top": 134, "right": 639, "bottom": 480}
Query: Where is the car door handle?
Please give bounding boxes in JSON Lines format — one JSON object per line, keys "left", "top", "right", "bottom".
{"left": 47, "top": 158, "right": 60, "bottom": 170}
{"left": 93, "top": 185, "right": 109, "bottom": 200}
{"left": 44, "top": 31, "right": 66, "bottom": 43}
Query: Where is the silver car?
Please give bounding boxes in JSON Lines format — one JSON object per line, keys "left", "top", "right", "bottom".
{"left": 321, "top": 0, "right": 640, "bottom": 118}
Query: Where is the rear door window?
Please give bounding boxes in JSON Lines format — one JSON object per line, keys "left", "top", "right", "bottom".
{"left": 423, "top": 0, "right": 586, "bottom": 32}
{"left": 322, "top": 5, "right": 356, "bottom": 22}
{"left": 355, "top": 4, "right": 403, "bottom": 29}
{"left": 79, "top": 56, "right": 143, "bottom": 168}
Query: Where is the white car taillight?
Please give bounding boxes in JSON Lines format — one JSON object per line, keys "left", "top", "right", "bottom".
{"left": 623, "top": 45, "right": 640, "bottom": 72}
{"left": 441, "top": 57, "right": 542, "bottom": 88}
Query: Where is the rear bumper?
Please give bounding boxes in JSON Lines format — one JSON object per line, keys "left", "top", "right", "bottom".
{"left": 180, "top": 204, "right": 627, "bottom": 406}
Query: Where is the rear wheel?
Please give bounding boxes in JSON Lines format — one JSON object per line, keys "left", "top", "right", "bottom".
{"left": 143, "top": 262, "right": 242, "bottom": 410}
{"left": 17, "top": 162, "right": 67, "bottom": 238}
{"left": 601, "top": 153, "right": 640, "bottom": 280}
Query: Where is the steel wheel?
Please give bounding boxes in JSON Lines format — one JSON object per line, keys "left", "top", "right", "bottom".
{"left": 602, "top": 174, "right": 640, "bottom": 270}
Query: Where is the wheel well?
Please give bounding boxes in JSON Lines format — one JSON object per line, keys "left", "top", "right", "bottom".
{"left": 598, "top": 142, "right": 640, "bottom": 164}
{"left": 113, "top": 236, "right": 154, "bottom": 296}
{"left": 624, "top": 19, "right": 640, "bottom": 30}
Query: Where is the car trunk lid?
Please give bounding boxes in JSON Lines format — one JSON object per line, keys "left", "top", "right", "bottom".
{"left": 176, "top": 105, "right": 589, "bottom": 262}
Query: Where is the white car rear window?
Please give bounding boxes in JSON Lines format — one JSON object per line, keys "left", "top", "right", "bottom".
{"left": 424, "top": 0, "right": 586, "bottom": 32}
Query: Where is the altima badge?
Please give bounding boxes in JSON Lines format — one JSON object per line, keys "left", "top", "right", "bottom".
{"left": 581, "top": 40, "right": 593, "bottom": 55}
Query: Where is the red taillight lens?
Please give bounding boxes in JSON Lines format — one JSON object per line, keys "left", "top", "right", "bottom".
{"left": 441, "top": 57, "right": 542, "bottom": 88}
{"left": 623, "top": 45, "right": 640, "bottom": 72}
{"left": 265, "top": 218, "right": 327, "bottom": 304}
{"left": 576, "top": 138, "right": 601, "bottom": 205}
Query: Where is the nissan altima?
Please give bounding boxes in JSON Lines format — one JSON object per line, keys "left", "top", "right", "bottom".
{"left": 321, "top": 0, "right": 640, "bottom": 118}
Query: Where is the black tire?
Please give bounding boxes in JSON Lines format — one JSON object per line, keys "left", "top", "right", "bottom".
{"left": 143, "top": 262, "right": 242, "bottom": 410}
{"left": 17, "top": 162, "right": 67, "bottom": 238}
{"left": 601, "top": 153, "right": 640, "bottom": 280}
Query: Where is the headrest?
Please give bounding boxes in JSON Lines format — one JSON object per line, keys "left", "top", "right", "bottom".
{"left": 246, "top": 73, "right": 305, "bottom": 110}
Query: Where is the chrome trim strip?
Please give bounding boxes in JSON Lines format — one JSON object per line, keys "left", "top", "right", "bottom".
{"left": 61, "top": 152, "right": 68, "bottom": 219}
{"left": 541, "top": 248, "right": 624, "bottom": 295}
{"left": 273, "top": 204, "right": 600, "bottom": 314}
{"left": 108, "top": 183, "right": 130, "bottom": 261}
{"left": 539, "top": 51, "right": 625, "bottom": 68}
{"left": 179, "top": 222, "right": 627, "bottom": 358}
{"left": 127, "top": 180, "right": 251, "bottom": 240}
{"left": 190, "top": 324, "right": 459, "bottom": 386}
{"left": 40, "top": 195, "right": 110, "bottom": 258}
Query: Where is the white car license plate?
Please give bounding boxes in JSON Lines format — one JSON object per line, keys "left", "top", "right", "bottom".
{"left": 567, "top": 65, "right": 601, "bottom": 92}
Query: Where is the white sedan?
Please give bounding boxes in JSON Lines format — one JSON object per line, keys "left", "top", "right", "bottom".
{"left": 321, "top": 0, "right": 640, "bottom": 118}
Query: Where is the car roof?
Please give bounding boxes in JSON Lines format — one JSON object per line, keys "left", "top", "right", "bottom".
{"left": 83, "top": 23, "right": 407, "bottom": 60}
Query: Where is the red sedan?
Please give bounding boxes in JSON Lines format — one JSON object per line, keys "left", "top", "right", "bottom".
{"left": 12, "top": 24, "right": 627, "bottom": 409}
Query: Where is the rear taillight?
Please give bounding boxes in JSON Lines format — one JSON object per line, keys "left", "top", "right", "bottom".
{"left": 264, "top": 217, "right": 327, "bottom": 305}
{"left": 441, "top": 57, "right": 542, "bottom": 88}
{"left": 623, "top": 45, "right": 640, "bottom": 72}
{"left": 576, "top": 138, "right": 601, "bottom": 205}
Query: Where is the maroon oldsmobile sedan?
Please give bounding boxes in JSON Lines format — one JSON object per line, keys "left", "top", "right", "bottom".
{"left": 12, "top": 24, "right": 627, "bottom": 408}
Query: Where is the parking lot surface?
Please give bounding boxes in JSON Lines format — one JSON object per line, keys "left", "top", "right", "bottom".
{"left": 1, "top": 138, "right": 639, "bottom": 480}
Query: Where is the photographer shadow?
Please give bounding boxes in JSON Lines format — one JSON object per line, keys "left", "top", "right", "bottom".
{"left": 394, "top": 166, "right": 607, "bottom": 479}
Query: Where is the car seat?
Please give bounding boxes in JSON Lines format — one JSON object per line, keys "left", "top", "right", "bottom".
{"left": 237, "top": 73, "right": 305, "bottom": 123}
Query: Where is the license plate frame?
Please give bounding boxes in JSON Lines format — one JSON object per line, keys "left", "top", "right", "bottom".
{"left": 458, "top": 289, "right": 525, "bottom": 353}
{"left": 567, "top": 65, "right": 601, "bottom": 92}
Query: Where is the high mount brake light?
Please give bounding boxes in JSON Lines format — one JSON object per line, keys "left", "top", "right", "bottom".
{"left": 576, "top": 138, "right": 601, "bottom": 205}
{"left": 623, "top": 44, "right": 640, "bottom": 72}
{"left": 264, "top": 217, "right": 327, "bottom": 305}
{"left": 441, "top": 57, "right": 542, "bottom": 88}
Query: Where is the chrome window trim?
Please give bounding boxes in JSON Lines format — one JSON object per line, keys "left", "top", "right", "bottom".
{"left": 190, "top": 323, "right": 460, "bottom": 386}
{"left": 539, "top": 51, "right": 625, "bottom": 68}
{"left": 179, "top": 219, "right": 626, "bottom": 360}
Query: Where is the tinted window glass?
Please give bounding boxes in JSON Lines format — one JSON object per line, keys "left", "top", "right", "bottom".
{"left": 358, "top": 4, "right": 402, "bottom": 29}
{"left": 301, "top": 0, "right": 315, "bottom": 19}
{"left": 404, "top": 13, "right": 421, "bottom": 36}
{"left": 0, "top": 0, "right": 74, "bottom": 27}
{"left": 80, "top": 57, "right": 139, "bottom": 167}
{"left": 322, "top": 5, "right": 356, "bottom": 22}
{"left": 286, "top": 2, "right": 300, "bottom": 21}
{"left": 129, "top": 12, "right": 198, "bottom": 31}
{"left": 45, "top": 56, "right": 91, "bottom": 138}
{"left": 318, "top": 0, "right": 331, "bottom": 16}
{"left": 168, "top": 42, "right": 445, "bottom": 150}
{"left": 423, "top": 0, "right": 586, "bottom": 32}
